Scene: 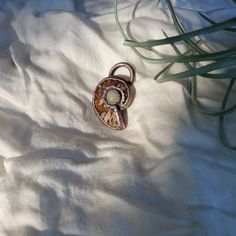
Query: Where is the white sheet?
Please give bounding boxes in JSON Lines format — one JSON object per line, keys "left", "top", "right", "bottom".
{"left": 0, "top": 0, "right": 236, "bottom": 235}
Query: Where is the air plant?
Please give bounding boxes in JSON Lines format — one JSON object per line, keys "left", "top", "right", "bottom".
{"left": 114, "top": 0, "right": 236, "bottom": 150}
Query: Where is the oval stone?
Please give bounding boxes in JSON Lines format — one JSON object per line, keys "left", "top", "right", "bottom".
{"left": 105, "top": 89, "right": 121, "bottom": 105}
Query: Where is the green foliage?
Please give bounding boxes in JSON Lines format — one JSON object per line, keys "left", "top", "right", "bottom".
{"left": 114, "top": 0, "right": 236, "bottom": 150}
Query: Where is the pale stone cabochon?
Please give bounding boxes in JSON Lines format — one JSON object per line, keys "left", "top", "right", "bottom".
{"left": 105, "top": 89, "right": 121, "bottom": 105}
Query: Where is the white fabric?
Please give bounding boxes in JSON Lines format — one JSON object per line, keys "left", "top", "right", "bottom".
{"left": 0, "top": 0, "right": 236, "bottom": 235}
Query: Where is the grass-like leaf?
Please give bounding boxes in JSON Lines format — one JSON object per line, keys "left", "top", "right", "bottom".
{"left": 124, "top": 17, "right": 236, "bottom": 48}
{"left": 165, "top": 0, "right": 206, "bottom": 54}
{"left": 219, "top": 78, "right": 236, "bottom": 150}
{"left": 199, "top": 12, "right": 236, "bottom": 33}
{"left": 157, "top": 57, "right": 236, "bottom": 82}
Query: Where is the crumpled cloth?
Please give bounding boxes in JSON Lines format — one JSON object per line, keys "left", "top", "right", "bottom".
{"left": 0, "top": 0, "right": 236, "bottom": 235}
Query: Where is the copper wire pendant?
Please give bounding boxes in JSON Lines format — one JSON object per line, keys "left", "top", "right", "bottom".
{"left": 92, "top": 62, "right": 135, "bottom": 130}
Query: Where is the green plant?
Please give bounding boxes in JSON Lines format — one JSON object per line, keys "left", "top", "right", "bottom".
{"left": 114, "top": 0, "right": 236, "bottom": 150}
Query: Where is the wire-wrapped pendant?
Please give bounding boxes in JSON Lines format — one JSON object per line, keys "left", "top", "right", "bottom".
{"left": 92, "top": 62, "right": 135, "bottom": 130}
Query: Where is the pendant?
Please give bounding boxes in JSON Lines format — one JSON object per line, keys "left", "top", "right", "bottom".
{"left": 92, "top": 62, "right": 135, "bottom": 130}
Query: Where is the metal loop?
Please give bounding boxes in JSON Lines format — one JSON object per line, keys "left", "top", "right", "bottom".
{"left": 108, "top": 62, "right": 135, "bottom": 84}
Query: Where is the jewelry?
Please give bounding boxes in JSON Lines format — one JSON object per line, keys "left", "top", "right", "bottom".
{"left": 92, "top": 62, "right": 135, "bottom": 130}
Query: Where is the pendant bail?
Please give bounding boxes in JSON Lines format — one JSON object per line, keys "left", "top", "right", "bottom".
{"left": 109, "top": 62, "right": 135, "bottom": 84}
